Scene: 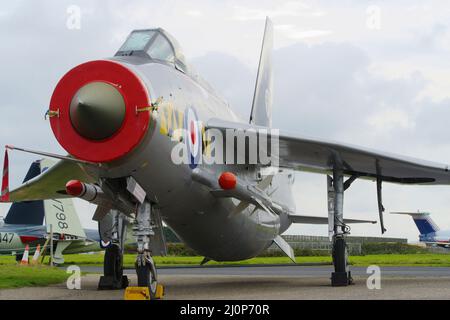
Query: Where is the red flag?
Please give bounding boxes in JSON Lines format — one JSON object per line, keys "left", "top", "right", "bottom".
{"left": 1, "top": 149, "right": 9, "bottom": 202}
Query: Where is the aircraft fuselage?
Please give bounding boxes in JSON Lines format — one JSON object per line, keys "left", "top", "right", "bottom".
{"left": 96, "top": 57, "right": 295, "bottom": 261}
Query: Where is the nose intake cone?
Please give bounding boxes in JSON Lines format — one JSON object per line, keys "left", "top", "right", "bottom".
{"left": 69, "top": 82, "right": 126, "bottom": 140}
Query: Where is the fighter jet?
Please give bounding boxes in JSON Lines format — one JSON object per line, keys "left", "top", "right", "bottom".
{"left": 2, "top": 17, "right": 450, "bottom": 294}
{"left": 0, "top": 159, "right": 101, "bottom": 264}
{"left": 391, "top": 211, "right": 450, "bottom": 248}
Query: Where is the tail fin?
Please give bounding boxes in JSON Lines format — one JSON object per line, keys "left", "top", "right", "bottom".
{"left": 4, "top": 160, "right": 45, "bottom": 225}
{"left": 249, "top": 17, "right": 273, "bottom": 127}
{"left": 391, "top": 211, "right": 440, "bottom": 235}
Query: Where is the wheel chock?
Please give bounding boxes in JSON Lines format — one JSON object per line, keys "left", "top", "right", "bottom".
{"left": 155, "top": 284, "right": 164, "bottom": 299}
{"left": 124, "top": 287, "right": 150, "bottom": 300}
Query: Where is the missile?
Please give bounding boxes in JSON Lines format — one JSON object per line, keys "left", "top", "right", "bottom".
{"left": 66, "top": 180, "right": 104, "bottom": 203}
{"left": 192, "top": 169, "right": 286, "bottom": 216}
{"left": 65, "top": 180, "right": 134, "bottom": 215}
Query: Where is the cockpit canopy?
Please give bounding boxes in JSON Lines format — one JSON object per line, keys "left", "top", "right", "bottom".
{"left": 115, "top": 28, "right": 188, "bottom": 73}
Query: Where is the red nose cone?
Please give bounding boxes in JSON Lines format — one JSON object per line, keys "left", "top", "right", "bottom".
{"left": 49, "top": 60, "right": 151, "bottom": 163}
{"left": 66, "top": 180, "right": 84, "bottom": 196}
{"left": 218, "top": 172, "right": 237, "bottom": 190}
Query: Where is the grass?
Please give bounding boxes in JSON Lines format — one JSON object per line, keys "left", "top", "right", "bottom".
{"left": 349, "top": 254, "right": 450, "bottom": 267}
{"left": 1, "top": 253, "right": 449, "bottom": 270}
{"left": 0, "top": 265, "right": 70, "bottom": 289}
{"left": 1, "top": 253, "right": 447, "bottom": 268}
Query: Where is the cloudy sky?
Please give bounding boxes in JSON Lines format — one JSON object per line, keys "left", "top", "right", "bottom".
{"left": 1, "top": 0, "right": 450, "bottom": 242}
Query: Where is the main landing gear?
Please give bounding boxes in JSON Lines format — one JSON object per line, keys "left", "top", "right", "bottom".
{"left": 328, "top": 167, "right": 353, "bottom": 286}
{"left": 98, "top": 210, "right": 129, "bottom": 290}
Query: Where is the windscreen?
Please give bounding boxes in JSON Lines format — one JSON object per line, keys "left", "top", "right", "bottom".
{"left": 118, "top": 30, "right": 156, "bottom": 52}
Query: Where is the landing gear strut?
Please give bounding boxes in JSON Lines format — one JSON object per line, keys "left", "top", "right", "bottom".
{"left": 133, "top": 201, "right": 159, "bottom": 298}
{"left": 98, "top": 210, "right": 129, "bottom": 290}
{"left": 328, "top": 167, "right": 353, "bottom": 286}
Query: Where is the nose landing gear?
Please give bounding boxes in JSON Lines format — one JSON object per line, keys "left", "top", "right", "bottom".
{"left": 135, "top": 253, "right": 158, "bottom": 298}
{"left": 132, "top": 200, "right": 164, "bottom": 299}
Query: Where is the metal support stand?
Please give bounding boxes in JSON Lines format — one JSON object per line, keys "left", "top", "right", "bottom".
{"left": 329, "top": 167, "right": 353, "bottom": 286}
{"left": 49, "top": 224, "right": 53, "bottom": 267}
{"left": 98, "top": 210, "right": 129, "bottom": 290}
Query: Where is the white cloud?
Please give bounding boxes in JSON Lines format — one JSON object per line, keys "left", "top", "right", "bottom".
{"left": 232, "top": 1, "right": 323, "bottom": 21}
{"left": 367, "top": 109, "right": 416, "bottom": 132}
{"left": 275, "top": 24, "right": 333, "bottom": 39}
{"left": 185, "top": 10, "right": 203, "bottom": 17}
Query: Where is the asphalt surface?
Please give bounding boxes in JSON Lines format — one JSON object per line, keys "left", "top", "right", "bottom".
{"left": 80, "top": 265, "right": 450, "bottom": 277}
{"left": 1, "top": 265, "right": 450, "bottom": 300}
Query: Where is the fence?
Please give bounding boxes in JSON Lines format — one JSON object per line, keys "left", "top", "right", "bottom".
{"left": 266, "top": 235, "right": 408, "bottom": 255}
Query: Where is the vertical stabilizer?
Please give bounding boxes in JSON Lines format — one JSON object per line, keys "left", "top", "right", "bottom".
{"left": 4, "top": 161, "right": 44, "bottom": 225}
{"left": 249, "top": 17, "right": 273, "bottom": 127}
{"left": 391, "top": 211, "right": 440, "bottom": 235}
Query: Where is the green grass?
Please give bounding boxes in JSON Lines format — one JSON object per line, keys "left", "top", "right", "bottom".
{"left": 0, "top": 265, "right": 70, "bottom": 289}
{"left": 1, "top": 253, "right": 449, "bottom": 270}
{"left": 58, "top": 254, "right": 332, "bottom": 267}
{"left": 349, "top": 254, "right": 450, "bottom": 267}
{"left": 16, "top": 253, "right": 450, "bottom": 268}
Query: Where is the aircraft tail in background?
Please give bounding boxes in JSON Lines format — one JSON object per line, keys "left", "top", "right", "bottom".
{"left": 391, "top": 211, "right": 440, "bottom": 235}
{"left": 4, "top": 160, "right": 44, "bottom": 225}
{"left": 3, "top": 158, "right": 85, "bottom": 238}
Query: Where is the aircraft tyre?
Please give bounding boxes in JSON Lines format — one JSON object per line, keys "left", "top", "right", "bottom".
{"left": 136, "top": 255, "right": 158, "bottom": 299}
{"left": 332, "top": 237, "right": 347, "bottom": 272}
{"left": 98, "top": 244, "right": 128, "bottom": 290}
{"left": 331, "top": 236, "right": 352, "bottom": 286}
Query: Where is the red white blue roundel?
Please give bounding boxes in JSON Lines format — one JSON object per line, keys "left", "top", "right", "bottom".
{"left": 184, "top": 107, "right": 202, "bottom": 168}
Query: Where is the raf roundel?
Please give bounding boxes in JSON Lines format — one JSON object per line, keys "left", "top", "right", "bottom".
{"left": 184, "top": 107, "right": 202, "bottom": 168}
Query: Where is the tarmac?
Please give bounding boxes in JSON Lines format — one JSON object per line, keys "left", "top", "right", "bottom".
{"left": 1, "top": 265, "right": 450, "bottom": 300}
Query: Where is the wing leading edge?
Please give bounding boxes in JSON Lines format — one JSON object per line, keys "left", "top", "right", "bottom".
{"left": 2, "top": 155, "right": 97, "bottom": 202}
{"left": 206, "top": 118, "right": 450, "bottom": 185}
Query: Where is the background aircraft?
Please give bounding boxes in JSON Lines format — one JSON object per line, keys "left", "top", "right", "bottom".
{"left": 2, "top": 17, "right": 450, "bottom": 296}
{"left": 391, "top": 211, "right": 450, "bottom": 248}
{"left": 0, "top": 159, "right": 101, "bottom": 264}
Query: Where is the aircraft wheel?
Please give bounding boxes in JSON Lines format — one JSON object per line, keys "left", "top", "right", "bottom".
{"left": 332, "top": 237, "right": 348, "bottom": 273}
{"left": 104, "top": 245, "right": 124, "bottom": 282}
{"left": 15, "top": 253, "right": 23, "bottom": 262}
{"left": 136, "top": 261, "right": 158, "bottom": 299}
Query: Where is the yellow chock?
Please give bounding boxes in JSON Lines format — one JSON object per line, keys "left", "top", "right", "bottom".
{"left": 155, "top": 284, "right": 164, "bottom": 299}
{"left": 124, "top": 287, "right": 150, "bottom": 300}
